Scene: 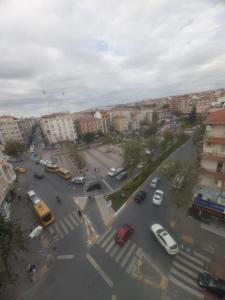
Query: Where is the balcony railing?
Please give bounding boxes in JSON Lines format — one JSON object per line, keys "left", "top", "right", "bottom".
{"left": 200, "top": 167, "right": 225, "bottom": 181}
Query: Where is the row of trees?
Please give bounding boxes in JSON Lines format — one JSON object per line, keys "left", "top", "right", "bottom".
{"left": 64, "top": 141, "right": 86, "bottom": 169}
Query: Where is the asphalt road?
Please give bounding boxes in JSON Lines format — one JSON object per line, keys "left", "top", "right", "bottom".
{"left": 18, "top": 138, "right": 224, "bottom": 300}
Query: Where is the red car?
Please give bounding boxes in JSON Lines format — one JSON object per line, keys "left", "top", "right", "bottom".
{"left": 115, "top": 224, "right": 134, "bottom": 246}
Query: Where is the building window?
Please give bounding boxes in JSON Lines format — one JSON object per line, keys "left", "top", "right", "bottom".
{"left": 216, "top": 162, "right": 223, "bottom": 173}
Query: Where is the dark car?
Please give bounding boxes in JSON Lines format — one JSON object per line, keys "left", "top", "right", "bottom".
{"left": 115, "top": 224, "right": 134, "bottom": 246}
{"left": 134, "top": 190, "right": 147, "bottom": 203}
{"left": 34, "top": 173, "right": 45, "bottom": 179}
{"left": 198, "top": 272, "right": 225, "bottom": 297}
{"left": 85, "top": 180, "right": 101, "bottom": 192}
{"left": 116, "top": 171, "right": 128, "bottom": 181}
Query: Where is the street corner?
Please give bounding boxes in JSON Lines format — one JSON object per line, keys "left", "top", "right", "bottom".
{"left": 73, "top": 196, "right": 88, "bottom": 211}
{"left": 130, "top": 249, "right": 168, "bottom": 291}
{"left": 83, "top": 214, "right": 99, "bottom": 246}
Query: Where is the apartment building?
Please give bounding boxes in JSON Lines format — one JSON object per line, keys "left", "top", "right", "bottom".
{"left": 0, "top": 150, "right": 16, "bottom": 219}
{"left": 76, "top": 117, "right": 104, "bottom": 134}
{"left": 40, "top": 113, "right": 77, "bottom": 144}
{"left": 93, "top": 111, "right": 110, "bottom": 134}
{"left": 0, "top": 116, "right": 24, "bottom": 145}
{"left": 192, "top": 109, "right": 225, "bottom": 220}
{"left": 18, "top": 117, "right": 37, "bottom": 146}
{"left": 112, "top": 115, "right": 129, "bottom": 132}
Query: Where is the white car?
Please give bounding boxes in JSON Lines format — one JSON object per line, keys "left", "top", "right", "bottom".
{"left": 39, "top": 159, "right": 51, "bottom": 166}
{"left": 150, "top": 177, "right": 160, "bottom": 188}
{"left": 152, "top": 190, "right": 164, "bottom": 205}
{"left": 71, "top": 176, "right": 85, "bottom": 184}
{"left": 27, "top": 190, "right": 40, "bottom": 205}
{"left": 151, "top": 224, "right": 179, "bottom": 255}
{"left": 108, "top": 168, "right": 118, "bottom": 177}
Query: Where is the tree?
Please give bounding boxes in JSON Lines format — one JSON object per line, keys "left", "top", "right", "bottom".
{"left": 163, "top": 129, "right": 175, "bottom": 145}
{"left": 74, "top": 121, "right": 82, "bottom": 141}
{"left": 122, "top": 139, "right": 144, "bottom": 173}
{"left": 0, "top": 217, "right": 27, "bottom": 284}
{"left": 146, "top": 135, "right": 159, "bottom": 152}
{"left": 188, "top": 104, "right": 197, "bottom": 125}
{"left": 152, "top": 111, "right": 159, "bottom": 124}
{"left": 64, "top": 141, "right": 86, "bottom": 169}
{"left": 102, "top": 134, "right": 113, "bottom": 144}
{"left": 4, "top": 141, "right": 23, "bottom": 157}
{"left": 82, "top": 132, "right": 96, "bottom": 144}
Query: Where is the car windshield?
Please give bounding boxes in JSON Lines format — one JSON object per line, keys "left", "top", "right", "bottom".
{"left": 42, "top": 213, "right": 52, "bottom": 222}
{"left": 170, "top": 244, "right": 178, "bottom": 250}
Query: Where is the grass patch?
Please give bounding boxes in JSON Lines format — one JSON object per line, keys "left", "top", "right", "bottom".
{"left": 105, "top": 135, "right": 189, "bottom": 211}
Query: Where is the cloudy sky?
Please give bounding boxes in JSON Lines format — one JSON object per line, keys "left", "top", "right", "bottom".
{"left": 0, "top": 0, "right": 225, "bottom": 117}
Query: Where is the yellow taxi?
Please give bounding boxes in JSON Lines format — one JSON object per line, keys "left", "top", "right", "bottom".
{"left": 15, "top": 167, "right": 27, "bottom": 174}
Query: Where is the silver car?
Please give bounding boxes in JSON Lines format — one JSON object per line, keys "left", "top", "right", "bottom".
{"left": 150, "top": 177, "right": 160, "bottom": 188}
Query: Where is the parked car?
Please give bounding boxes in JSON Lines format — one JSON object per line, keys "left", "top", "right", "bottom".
{"left": 134, "top": 190, "right": 147, "bottom": 203}
{"left": 173, "top": 174, "right": 185, "bottom": 189}
{"left": 116, "top": 171, "right": 128, "bottom": 181}
{"left": 151, "top": 224, "right": 179, "bottom": 255}
{"left": 72, "top": 176, "right": 85, "bottom": 184}
{"left": 198, "top": 272, "right": 225, "bottom": 297}
{"left": 39, "top": 159, "right": 51, "bottom": 166}
{"left": 115, "top": 224, "right": 134, "bottom": 246}
{"left": 15, "top": 167, "right": 27, "bottom": 174}
{"left": 34, "top": 172, "right": 45, "bottom": 179}
{"left": 152, "top": 190, "right": 164, "bottom": 205}
{"left": 27, "top": 190, "right": 41, "bottom": 205}
{"left": 108, "top": 167, "right": 125, "bottom": 177}
{"left": 150, "top": 177, "right": 160, "bottom": 188}
{"left": 85, "top": 180, "right": 101, "bottom": 192}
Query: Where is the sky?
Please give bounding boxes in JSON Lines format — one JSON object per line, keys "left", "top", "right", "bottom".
{"left": 0, "top": 0, "right": 225, "bottom": 117}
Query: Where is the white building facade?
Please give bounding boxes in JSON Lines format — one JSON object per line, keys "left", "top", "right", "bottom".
{"left": 0, "top": 116, "right": 24, "bottom": 145}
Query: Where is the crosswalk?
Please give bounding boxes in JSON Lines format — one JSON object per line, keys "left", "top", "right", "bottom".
{"left": 168, "top": 246, "right": 211, "bottom": 299}
{"left": 48, "top": 210, "right": 82, "bottom": 242}
{"left": 96, "top": 226, "right": 141, "bottom": 275}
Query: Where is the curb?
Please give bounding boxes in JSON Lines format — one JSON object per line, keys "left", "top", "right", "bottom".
{"left": 106, "top": 137, "right": 191, "bottom": 227}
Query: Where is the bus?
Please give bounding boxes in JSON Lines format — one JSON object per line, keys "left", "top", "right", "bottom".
{"left": 46, "top": 164, "right": 59, "bottom": 173}
{"left": 57, "top": 167, "right": 72, "bottom": 179}
{"left": 33, "top": 201, "right": 54, "bottom": 226}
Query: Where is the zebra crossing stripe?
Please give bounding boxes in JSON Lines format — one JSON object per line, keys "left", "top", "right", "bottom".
{"left": 101, "top": 230, "right": 117, "bottom": 249}
{"left": 169, "top": 275, "right": 204, "bottom": 299}
{"left": 109, "top": 244, "right": 120, "bottom": 258}
{"left": 171, "top": 268, "right": 202, "bottom": 290}
{"left": 105, "top": 240, "right": 116, "bottom": 253}
{"left": 126, "top": 255, "right": 137, "bottom": 274}
{"left": 97, "top": 227, "right": 112, "bottom": 244}
{"left": 193, "top": 251, "right": 210, "bottom": 263}
{"left": 68, "top": 213, "right": 79, "bottom": 226}
{"left": 175, "top": 256, "right": 205, "bottom": 273}
{"left": 115, "top": 240, "right": 131, "bottom": 263}
{"left": 120, "top": 243, "right": 136, "bottom": 268}
{"left": 48, "top": 226, "right": 55, "bottom": 235}
{"left": 179, "top": 250, "right": 205, "bottom": 266}
{"left": 54, "top": 223, "right": 64, "bottom": 239}
{"left": 59, "top": 220, "right": 69, "bottom": 235}
{"left": 72, "top": 210, "right": 82, "bottom": 223}
{"left": 172, "top": 261, "right": 198, "bottom": 279}
{"left": 63, "top": 217, "right": 74, "bottom": 231}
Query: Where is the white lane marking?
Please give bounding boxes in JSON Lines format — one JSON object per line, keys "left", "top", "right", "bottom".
{"left": 175, "top": 256, "right": 205, "bottom": 273}
{"left": 105, "top": 239, "right": 115, "bottom": 253}
{"left": 172, "top": 261, "right": 198, "bottom": 279}
{"left": 115, "top": 240, "right": 131, "bottom": 263}
{"left": 200, "top": 222, "right": 225, "bottom": 238}
{"left": 72, "top": 210, "right": 82, "bottom": 223}
{"left": 86, "top": 254, "right": 114, "bottom": 288}
{"left": 111, "top": 295, "right": 116, "bottom": 300}
{"left": 120, "top": 243, "right": 136, "bottom": 268}
{"left": 59, "top": 220, "right": 69, "bottom": 235}
{"left": 48, "top": 227, "right": 55, "bottom": 235}
{"left": 169, "top": 275, "right": 203, "bottom": 299}
{"left": 193, "top": 251, "right": 210, "bottom": 263}
{"left": 179, "top": 250, "right": 205, "bottom": 266}
{"left": 97, "top": 226, "right": 113, "bottom": 244}
{"left": 109, "top": 244, "right": 120, "bottom": 258}
{"left": 63, "top": 217, "right": 74, "bottom": 231}
{"left": 102, "top": 179, "right": 114, "bottom": 192}
{"left": 68, "top": 213, "right": 79, "bottom": 226}
{"left": 171, "top": 268, "right": 202, "bottom": 290}
{"left": 54, "top": 223, "right": 64, "bottom": 239}
{"left": 101, "top": 229, "right": 116, "bottom": 249}
{"left": 57, "top": 254, "right": 75, "bottom": 260}
{"left": 126, "top": 256, "right": 137, "bottom": 274}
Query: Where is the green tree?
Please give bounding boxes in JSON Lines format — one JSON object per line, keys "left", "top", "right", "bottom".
{"left": 146, "top": 135, "right": 159, "bottom": 152}
{"left": 0, "top": 218, "right": 27, "bottom": 284}
{"left": 152, "top": 111, "right": 159, "bottom": 124}
{"left": 4, "top": 141, "right": 24, "bottom": 157}
{"left": 82, "top": 132, "right": 96, "bottom": 144}
{"left": 122, "top": 139, "right": 144, "bottom": 173}
{"left": 103, "top": 133, "right": 113, "bottom": 144}
{"left": 188, "top": 104, "right": 197, "bottom": 125}
{"left": 163, "top": 129, "right": 175, "bottom": 145}
{"left": 74, "top": 121, "right": 82, "bottom": 141}
{"left": 64, "top": 141, "right": 86, "bottom": 169}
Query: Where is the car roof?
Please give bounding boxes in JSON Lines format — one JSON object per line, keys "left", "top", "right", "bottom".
{"left": 160, "top": 231, "right": 177, "bottom": 247}
{"left": 151, "top": 224, "right": 163, "bottom": 232}
{"left": 28, "top": 190, "right": 36, "bottom": 196}
{"left": 118, "top": 224, "right": 130, "bottom": 237}
{"left": 155, "top": 189, "right": 163, "bottom": 194}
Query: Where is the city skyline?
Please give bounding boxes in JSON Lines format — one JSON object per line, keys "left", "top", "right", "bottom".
{"left": 0, "top": 0, "right": 225, "bottom": 117}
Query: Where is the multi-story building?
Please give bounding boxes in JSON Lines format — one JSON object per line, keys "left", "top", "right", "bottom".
{"left": 76, "top": 117, "right": 104, "bottom": 134}
{"left": 192, "top": 109, "right": 225, "bottom": 220}
{"left": 0, "top": 116, "right": 24, "bottom": 145}
{"left": 40, "top": 113, "right": 77, "bottom": 144}
{"left": 0, "top": 150, "right": 16, "bottom": 219}
{"left": 93, "top": 111, "right": 110, "bottom": 134}
{"left": 112, "top": 116, "right": 129, "bottom": 133}
{"left": 17, "top": 117, "right": 37, "bottom": 146}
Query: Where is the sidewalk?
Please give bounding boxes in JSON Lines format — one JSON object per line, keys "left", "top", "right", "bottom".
{"left": 0, "top": 180, "right": 55, "bottom": 300}
{"left": 94, "top": 195, "right": 115, "bottom": 226}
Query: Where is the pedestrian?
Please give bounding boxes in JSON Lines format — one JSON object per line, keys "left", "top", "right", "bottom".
{"left": 18, "top": 195, "right": 22, "bottom": 201}
{"left": 77, "top": 209, "right": 82, "bottom": 218}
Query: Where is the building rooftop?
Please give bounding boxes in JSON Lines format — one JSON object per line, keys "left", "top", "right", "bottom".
{"left": 206, "top": 109, "right": 225, "bottom": 124}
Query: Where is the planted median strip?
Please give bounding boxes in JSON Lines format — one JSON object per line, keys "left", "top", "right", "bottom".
{"left": 105, "top": 135, "right": 189, "bottom": 211}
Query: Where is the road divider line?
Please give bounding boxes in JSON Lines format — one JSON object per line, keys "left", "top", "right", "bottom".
{"left": 86, "top": 254, "right": 114, "bottom": 288}
{"left": 102, "top": 179, "right": 114, "bottom": 192}
{"left": 57, "top": 254, "right": 75, "bottom": 260}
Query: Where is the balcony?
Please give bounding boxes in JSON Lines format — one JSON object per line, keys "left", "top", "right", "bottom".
{"left": 202, "top": 152, "right": 225, "bottom": 162}
{"left": 206, "top": 137, "right": 225, "bottom": 145}
{"left": 200, "top": 167, "right": 225, "bottom": 181}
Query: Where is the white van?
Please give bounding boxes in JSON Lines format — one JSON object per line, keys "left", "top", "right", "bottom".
{"left": 27, "top": 190, "right": 40, "bottom": 205}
